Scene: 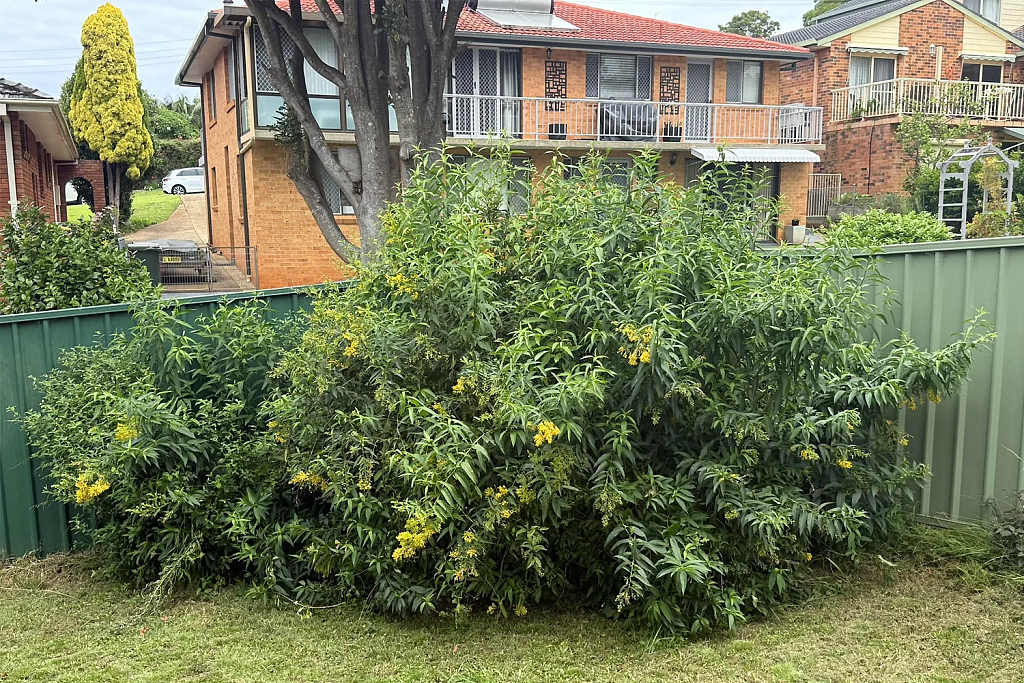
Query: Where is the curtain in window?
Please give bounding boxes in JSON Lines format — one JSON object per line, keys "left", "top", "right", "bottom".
{"left": 872, "top": 58, "right": 895, "bottom": 83}
{"left": 743, "top": 62, "right": 762, "bottom": 103}
{"left": 303, "top": 29, "right": 339, "bottom": 96}
{"left": 984, "top": 0, "right": 1001, "bottom": 21}
{"left": 849, "top": 56, "right": 872, "bottom": 86}
{"left": 599, "top": 55, "right": 637, "bottom": 99}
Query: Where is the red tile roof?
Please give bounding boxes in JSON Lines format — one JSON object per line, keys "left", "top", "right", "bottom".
{"left": 278, "top": 0, "right": 808, "bottom": 55}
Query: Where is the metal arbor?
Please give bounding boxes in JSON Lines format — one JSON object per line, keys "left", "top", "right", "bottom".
{"left": 938, "top": 140, "right": 1018, "bottom": 238}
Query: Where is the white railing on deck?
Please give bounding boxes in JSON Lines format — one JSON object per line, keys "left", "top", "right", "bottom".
{"left": 444, "top": 95, "right": 824, "bottom": 145}
{"left": 831, "top": 78, "right": 1024, "bottom": 122}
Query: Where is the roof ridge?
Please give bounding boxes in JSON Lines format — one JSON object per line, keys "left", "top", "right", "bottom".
{"left": 553, "top": 0, "right": 805, "bottom": 50}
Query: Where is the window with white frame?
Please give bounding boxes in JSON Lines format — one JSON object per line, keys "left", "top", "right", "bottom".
{"left": 962, "top": 0, "right": 1001, "bottom": 22}
{"left": 725, "top": 61, "right": 762, "bottom": 104}
{"left": 849, "top": 55, "right": 896, "bottom": 86}
{"left": 585, "top": 54, "right": 654, "bottom": 100}
{"left": 961, "top": 62, "right": 1003, "bottom": 83}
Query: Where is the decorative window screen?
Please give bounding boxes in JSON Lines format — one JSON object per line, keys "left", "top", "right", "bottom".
{"left": 659, "top": 66, "right": 681, "bottom": 113}
{"left": 545, "top": 60, "right": 568, "bottom": 111}
{"left": 637, "top": 55, "right": 653, "bottom": 100}
{"left": 227, "top": 43, "right": 237, "bottom": 102}
{"left": 253, "top": 28, "right": 296, "bottom": 92}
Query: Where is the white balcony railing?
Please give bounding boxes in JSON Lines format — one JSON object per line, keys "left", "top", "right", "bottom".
{"left": 831, "top": 78, "right": 1024, "bottom": 122}
{"left": 444, "top": 95, "right": 824, "bottom": 145}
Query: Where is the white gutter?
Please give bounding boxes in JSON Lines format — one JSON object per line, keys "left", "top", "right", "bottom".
{"left": 0, "top": 104, "right": 18, "bottom": 218}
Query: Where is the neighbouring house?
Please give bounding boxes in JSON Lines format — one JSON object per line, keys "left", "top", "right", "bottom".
{"left": 176, "top": 0, "right": 824, "bottom": 289}
{"left": 776, "top": 0, "right": 1024, "bottom": 196}
{"left": 0, "top": 78, "right": 106, "bottom": 222}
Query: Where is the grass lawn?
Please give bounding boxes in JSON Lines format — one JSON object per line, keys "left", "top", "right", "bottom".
{"left": 65, "top": 189, "right": 181, "bottom": 233}
{"left": 2, "top": 529, "right": 1024, "bottom": 683}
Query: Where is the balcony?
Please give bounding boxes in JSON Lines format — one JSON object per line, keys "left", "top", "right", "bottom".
{"left": 831, "top": 79, "right": 1024, "bottom": 122}
{"left": 444, "top": 95, "right": 824, "bottom": 146}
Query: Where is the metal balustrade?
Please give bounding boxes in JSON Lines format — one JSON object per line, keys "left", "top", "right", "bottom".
{"left": 444, "top": 94, "right": 824, "bottom": 145}
{"left": 831, "top": 78, "right": 1024, "bottom": 122}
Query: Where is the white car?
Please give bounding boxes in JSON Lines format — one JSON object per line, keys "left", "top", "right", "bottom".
{"left": 162, "top": 167, "right": 206, "bottom": 195}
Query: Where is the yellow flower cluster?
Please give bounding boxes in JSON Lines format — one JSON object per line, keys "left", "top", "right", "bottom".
{"left": 75, "top": 474, "right": 110, "bottom": 504}
{"left": 385, "top": 272, "right": 419, "bottom": 300}
{"left": 616, "top": 323, "right": 654, "bottom": 366}
{"left": 805, "top": 552, "right": 813, "bottom": 561}
{"left": 114, "top": 421, "right": 139, "bottom": 443}
{"left": 799, "top": 446, "right": 819, "bottom": 462}
{"left": 450, "top": 530, "right": 482, "bottom": 582}
{"left": 724, "top": 509, "right": 739, "bottom": 520}
{"left": 452, "top": 377, "right": 468, "bottom": 394}
{"left": 393, "top": 515, "right": 438, "bottom": 562}
{"left": 290, "top": 471, "right": 329, "bottom": 491}
{"left": 836, "top": 458, "right": 853, "bottom": 470}
{"left": 533, "top": 421, "right": 561, "bottom": 447}
{"left": 927, "top": 389, "right": 942, "bottom": 404}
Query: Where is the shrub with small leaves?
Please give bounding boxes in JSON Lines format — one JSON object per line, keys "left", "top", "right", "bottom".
{"left": 0, "top": 206, "right": 157, "bottom": 314}
{"left": 824, "top": 209, "right": 953, "bottom": 248}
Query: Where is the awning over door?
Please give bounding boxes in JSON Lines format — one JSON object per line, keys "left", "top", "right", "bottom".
{"left": 690, "top": 148, "right": 821, "bottom": 163}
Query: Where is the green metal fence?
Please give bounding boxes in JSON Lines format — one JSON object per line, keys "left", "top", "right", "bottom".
{"left": 3, "top": 239, "right": 1024, "bottom": 556}
{"left": 0, "top": 287, "right": 320, "bottom": 558}
{"left": 867, "top": 236, "right": 1024, "bottom": 523}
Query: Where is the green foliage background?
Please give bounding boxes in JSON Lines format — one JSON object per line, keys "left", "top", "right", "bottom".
{"left": 824, "top": 209, "right": 953, "bottom": 247}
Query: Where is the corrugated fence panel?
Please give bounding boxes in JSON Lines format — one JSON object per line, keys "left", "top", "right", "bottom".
{"left": 871, "top": 237, "right": 1024, "bottom": 523}
{"left": 0, "top": 287, "right": 323, "bottom": 557}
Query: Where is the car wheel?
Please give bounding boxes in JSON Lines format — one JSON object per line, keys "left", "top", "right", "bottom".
{"left": 171, "top": 184, "right": 186, "bottom": 195}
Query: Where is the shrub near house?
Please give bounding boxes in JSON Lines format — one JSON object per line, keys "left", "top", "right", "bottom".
{"left": 0, "top": 207, "right": 157, "bottom": 314}
{"left": 26, "top": 153, "right": 989, "bottom": 634}
{"left": 825, "top": 209, "right": 953, "bottom": 247}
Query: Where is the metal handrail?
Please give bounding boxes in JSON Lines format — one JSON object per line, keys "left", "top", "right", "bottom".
{"left": 444, "top": 94, "right": 824, "bottom": 144}
{"left": 831, "top": 78, "right": 1024, "bottom": 122}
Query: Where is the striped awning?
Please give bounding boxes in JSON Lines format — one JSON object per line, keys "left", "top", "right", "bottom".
{"left": 847, "top": 45, "right": 909, "bottom": 55}
{"left": 961, "top": 52, "right": 1016, "bottom": 62}
{"left": 691, "top": 148, "right": 821, "bottom": 163}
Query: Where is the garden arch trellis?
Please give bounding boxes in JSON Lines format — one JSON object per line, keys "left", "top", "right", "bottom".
{"left": 938, "top": 140, "right": 1018, "bottom": 238}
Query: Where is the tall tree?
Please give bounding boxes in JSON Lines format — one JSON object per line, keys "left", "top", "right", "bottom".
{"left": 243, "top": 0, "right": 467, "bottom": 262}
{"left": 718, "top": 10, "right": 781, "bottom": 38}
{"left": 68, "top": 3, "right": 153, "bottom": 232}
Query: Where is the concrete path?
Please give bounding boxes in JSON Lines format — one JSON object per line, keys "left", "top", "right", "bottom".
{"left": 131, "top": 192, "right": 209, "bottom": 244}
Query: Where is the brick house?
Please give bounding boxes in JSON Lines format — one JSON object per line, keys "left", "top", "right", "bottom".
{"left": 776, "top": 0, "right": 1024, "bottom": 195}
{"left": 0, "top": 79, "right": 107, "bottom": 222}
{"left": 176, "top": 1, "right": 824, "bottom": 289}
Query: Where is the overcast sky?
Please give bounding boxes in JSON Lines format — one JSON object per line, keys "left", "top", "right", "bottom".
{"left": 0, "top": 0, "right": 813, "bottom": 100}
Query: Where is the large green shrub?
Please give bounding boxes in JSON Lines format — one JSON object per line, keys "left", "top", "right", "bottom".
{"left": 254, "top": 152, "right": 985, "bottom": 630}
{"left": 0, "top": 207, "right": 157, "bottom": 314}
{"left": 29, "top": 152, "right": 988, "bottom": 633}
{"left": 23, "top": 300, "right": 298, "bottom": 594}
{"left": 825, "top": 209, "right": 952, "bottom": 247}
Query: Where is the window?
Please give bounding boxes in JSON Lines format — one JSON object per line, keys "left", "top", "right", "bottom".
{"left": 726, "top": 61, "right": 763, "bottom": 104}
{"left": 318, "top": 160, "right": 356, "bottom": 215}
{"left": 585, "top": 54, "right": 654, "bottom": 100}
{"left": 237, "top": 35, "right": 250, "bottom": 134}
{"left": 227, "top": 43, "right": 237, "bottom": 103}
{"left": 849, "top": 55, "right": 896, "bottom": 86}
{"left": 211, "top": 166, "right": 219, "bottom": 209}
{"left": 254, "top": 27, "right": 345, "bottom": 130}
{"left": 961, "top": 62, "right": 1003, "bottom": 83}
{"left": 962, "top": 0, "right": 1001, "bottom": 22}
{"left": 208, "top": 70, "right": 217, "bottom": 121}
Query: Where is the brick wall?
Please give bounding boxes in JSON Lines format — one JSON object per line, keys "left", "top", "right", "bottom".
{"left": 779, "top": 162, "right": 811, "bottom": 225}
{"left": 56, "top": 159, "right": 106, "bottom": 221}
{"left": 247, "top": 139, "right": 358, "bottom": 289}
{"left": 821, "top": 121, "right": 904, "bottom": 195}
{"left": 203, "top": 45, "right": 245, "bottom": 251}
{"left": 898, "top": 1, "right": 964, "bottom": 80}
{"left": 1, "top": 112, "right": 66, "bottom": 221}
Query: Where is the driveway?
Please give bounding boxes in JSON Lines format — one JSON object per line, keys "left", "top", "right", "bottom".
{"left": 131, "top": 192, "right": 208, "bottom": 244}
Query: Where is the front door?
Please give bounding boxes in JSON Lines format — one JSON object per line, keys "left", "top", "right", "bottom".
{"left": 685, "top": 62, "right": 713, "bottom": 142}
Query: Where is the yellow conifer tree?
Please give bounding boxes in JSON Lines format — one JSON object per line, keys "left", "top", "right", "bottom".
{"left": 68, "top": 4, "right": 153, "bottom": 230}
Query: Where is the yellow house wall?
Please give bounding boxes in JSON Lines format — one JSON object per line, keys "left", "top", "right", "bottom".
{"left": 963, "top": 15, "right": 1012, "bottom": 54}
{"left": 848, "top": 15, "right": 902, "bottom": 48}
